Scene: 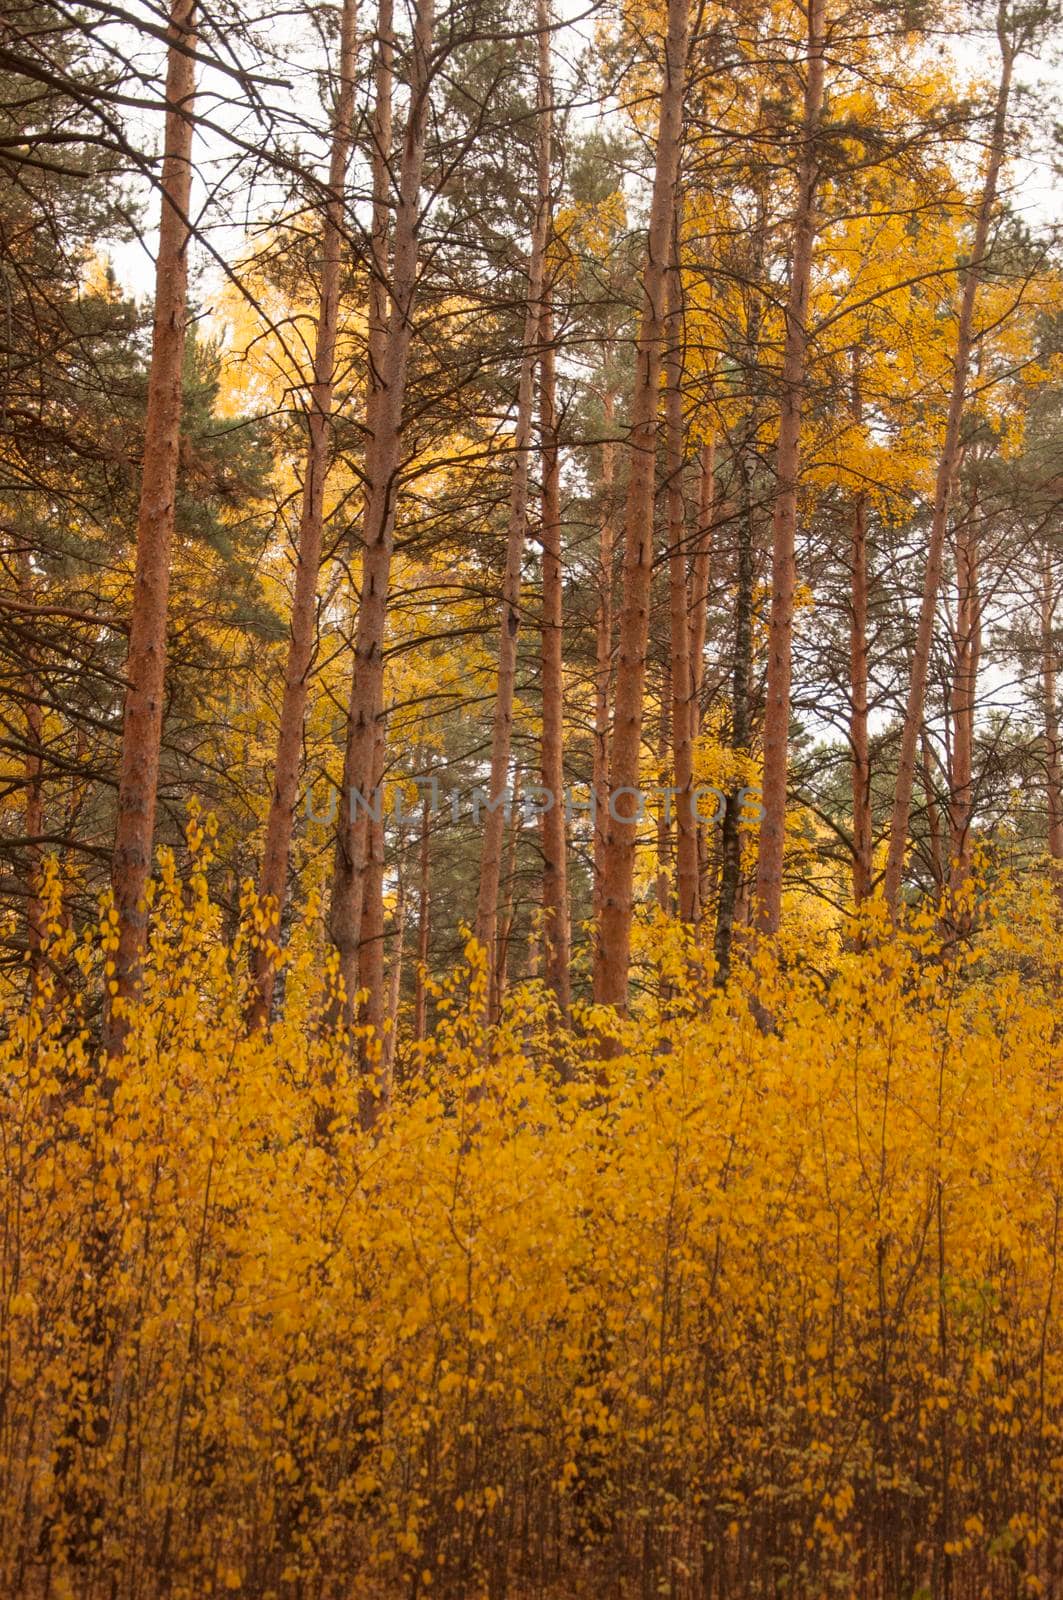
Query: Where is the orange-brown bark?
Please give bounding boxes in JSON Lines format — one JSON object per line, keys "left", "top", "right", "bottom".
{"left": 107, "top": 0, "right": 197, "bottom": 1052}
{"left": 250, "top": 0, "right": 358, "bottom": 1026}
{"left": 593, "top": 0, "right": 689, "bottom": 1008}
{"left": 754, "top": 0, "right": 826, "bottom": 937}
{"left": 884, "top": 32, "right": 1014, "bottom": 915}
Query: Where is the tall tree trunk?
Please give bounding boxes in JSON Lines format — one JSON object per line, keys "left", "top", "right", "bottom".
{"left": 922, "top": 734, "right": 946, "bottom": 890}
{"left": 413, "top": 784, "right": 431, "bottom": 1039}
{"left": 850, "top": 487, "right": 872, "bottom": 906}
{"left": 665, "top": 235, "right": 698, "bottom": 923}
{"left": 496, "top": 768, "right": 523, "bottom": 1012}
{"left": 107, "top": 0, "right": 197, "bottom": 1053}
{"left": 592, "top": 0, "right": 689, "bottom": 1008}
{"left": 754, "top": 0, "right": 826, "bottom": 937}
{"left": 849, "top": 357, "right": 872, "bottom": 907}
{"left": 947, "top": 490, "right": 981, "bottom": 896}
{"left": 713, "top": 446, "right": 755, "bottom": 984}
{"left": 688, "top": 433, "right": 715, "bottom": 715}
{"left": 329, "top": 0, "right": 433, "bottom": 1066}
{"left": 592, "top": 389, "right": 616, "bottom": 918}
{"left": 384, "top": 866, "right": 405, "bottom": 1075}
{"left": 358, "top": 714, "right": 388, "bottom": 1046}
{"left": 474, "top": 0, "right": 553, "bottom": 1018}
{"left": 1041, "top": 552, "right": 1063, "bottom": 863}
{"left": 18, "top": 554, "right": 44, "bottom": 977}
{"left": 656, "top": 665, "right": 672, "bottom": 912}
{"left": 689, "top": 435, "right": 715, "bottom": 913}
{"left": 883, "top": 33, "right": 1014, "bottom": 916}
{"left": 539, "top": 297, "right": 571, "bottom": 1016}
{"left": 250, "top": 0, "right": 358, "bottom": 1026}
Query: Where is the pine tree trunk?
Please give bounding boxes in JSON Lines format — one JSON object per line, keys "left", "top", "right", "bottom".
{"left": 358, "top": 714, "right": 388, "bottom": 1050}
{"left": 539, "top": 298, "right": 571, "bottom": 1016}
{"left": 592, "top": 390, "right": 616, "bottom": 919}
{"left": 713, "top": 448, "right": 755, "bottom": 984}
{"left": 250, "top": 0, "right": 358, "bottom": 1026}
{"left": 1041, "top": 552, "right": 1063, "bottom": 863}
{"left": 592, "top": 0, "right": 689, "bottom": 1008}
{"left": 883, "top": 36, "right": 1014, "bottom": 916}
{"left": 384, "top": 867, "right": 405, "bottom": 1075}
{"left": 413, "top": 785, "right": 431, "bottom": 1039}
{"left": 689, "top": 435, "right": 715, "bottom": 912}
{"left": 18, "top": 555, "right": 44, "bottom": 976}
{"left": 922, "top": 734, "right": 945, "bottom": 890}
{"left": 754, "top": 0, "right": 826, "bottom": 937}
{"left": 329, "top": 0, "right": 433, "bottom": 1059}
{"left": 474, "top": 0, "right": 553, "bottom": 1017}
{"left": 496, "top": 769, "right": 523, "bottom": 1012}
{"left": 665, "top": 239, "right": 698, "bottom": 923}
{"left": 850, "top": 487, "right": 872, "bottom": 906}
{"left": 947, "top": 501, "right": 980, "bottom": 896}
{"left": 107, "top": 0, "right": 197, "bottom": 1054}
{"left": 656, "top": 665, "right": 672, "bottom": 913}
{"left": 688, "top": 433, "right": 715, "bottom": 714}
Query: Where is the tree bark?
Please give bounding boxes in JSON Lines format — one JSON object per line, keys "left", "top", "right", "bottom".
{"left": 539, "top": 296, "right": 570, "bottom": 1016}
{"left": 883, "top": 32, "right": 1014, "bottom": 916}
{"left": 592, "top": 0, "right": 689, "bottom": 1008}
{"left": 713, "top": 446, "right": 755, "bottom": 984}
{"left": 358, "top": 714, "right": 388, "bottom": 1046}
{"left": 413, "top": 784, "right": 431, "bottom": 1039}
{"left": 688, "top": 433, "right": 715, "bottom": 715}
{"left": 474, "top": 0, "right": 553, "bottom": 1019}
{"left": 250, "top": 0, "right": 358, "bottom": 1026}
{"left": 947, "top": 493, "right": 981, "bottom": 896}
{"left": 384, "top": 864, "right": 405, "bottom": 1076}
{"left": 850, "top": 486, "right": 872, "bottom": 906}
{"left": 1041, "top": 552, "right": 1063, "bottom": 863}
{"left": 665, "top": 235, "right": 698, "bottom": 923}
{"left": 17, "top": 554, "right": 44, "bottom": 976}
{"left": 329, "top": 0, "right": 433, "bottom": 1065}
{"left": 592, "top": 389, "right": 616, "bottom": 919}
{"left": 107, "top": 0, "right": 197, "bottom": 1053}
{"left": 754, "top": 0, "right": 826, "bottom": 937}
{"left": 849, "top": 358, "right": 872, "bottom": 907}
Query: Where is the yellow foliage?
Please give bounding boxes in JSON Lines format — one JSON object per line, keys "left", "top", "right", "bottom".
{"left": 2, "top": 851, "right": 1062, "bottom": 1597}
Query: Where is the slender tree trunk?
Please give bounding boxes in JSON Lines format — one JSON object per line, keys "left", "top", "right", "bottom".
{"left": 17, "top": 555, "right": 44, "bottom": 975}
{"left": 413, "top": 785, "right": 431, "bottom": 1039}
{"left": 366, "top": 0, "right": 395, "bottom": 425}
{"left": 665, "top": 236, "right": 698, "bottom": 923}
{"left": 592, "top": 0, "right": 689, "bottom": 1008}
{"left": 329, "top": 0, "right": 433, "bottom": 1062}
{"left": 688, "top": 433, "right": 715, "bottom": 715}
{"left": 250, "top": 0, "right": 358, "bottom": 1026}
{"left": 474, "top": 0, "right": 553, "bottom": 1017}
{"left": 656, "top": 666, "right": 672, "bottom": 913}
{"left": 106, "top": 0, "right": 197, "bottom": 1053}
{"left": 947, "top": 492, "right": 981, "bottom": 896}
{"left": 883, "top": 34, "right": 1014, "bottom": 915}
{"left": 922, "top": 734, "right": 946, "bottom": 890}
{"left": 496, "top": 769, "right": 523, "bottom": 1011}
{"left": 689, "top": 435, "right": 716, "bottom": 912}
{"left": 714, "top": 447, "right": 755, "bottom": 984}
{"left": 1041, "top": 552, "right": 1063, "bottom": 863}
{"left": 850, "top": 487, "right": 872, "bottom": 906}
{"left": 384, "top": 867, "right": 405, "bottom": 1075}
{"left": 592, "top": 389, "right": 616, "bottom": 918}
{"left": 754, "top": 0, "right": 826, "bottom": 937}
{"left": 24, "top": 690, "right": 43, "bottom": 971}
{"left": 849, "top": 358, "right": 872, "bottom": 907}
{"left": 539, "top": 298, "right": 571, "bottom": 1016}
{"left": 358, "top": 714, "right": 388, "bottom": 1044}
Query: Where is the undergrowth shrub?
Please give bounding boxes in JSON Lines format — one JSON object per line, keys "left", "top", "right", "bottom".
{"left": 1, "top": 839, "right": 1061, "bottom": 1598}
